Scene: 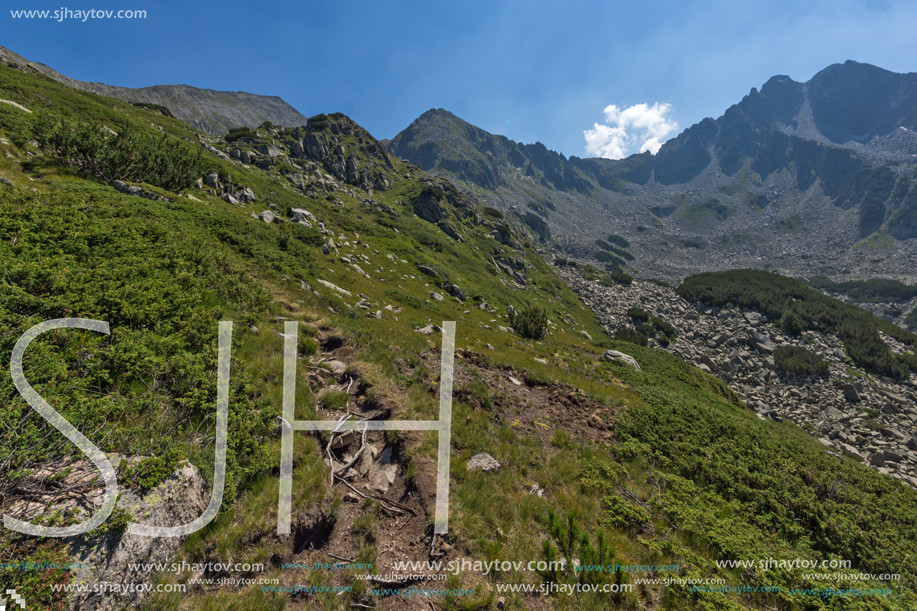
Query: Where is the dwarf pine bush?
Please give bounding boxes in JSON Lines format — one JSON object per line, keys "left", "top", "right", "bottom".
{"left": 33, "top": 115, "right": 203, "bottom": 191}
{"left": 511, "top": 305, "right": 548, "bottom": 339}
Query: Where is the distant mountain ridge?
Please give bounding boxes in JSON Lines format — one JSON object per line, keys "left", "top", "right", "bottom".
{"left": 387, "top": 61, "right": 917, "bottom": 287}
{"left": 0, "top": 45, "right": 307, "bottom": 134}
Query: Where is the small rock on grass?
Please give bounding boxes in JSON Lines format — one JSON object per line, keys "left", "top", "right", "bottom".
{"left": 467, "top": 453, "right": 501, "bottom": 473}
{"left": 601, "top": 349, "right": 640, "bottom": 371}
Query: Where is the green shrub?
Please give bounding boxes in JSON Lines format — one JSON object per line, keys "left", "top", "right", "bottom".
{"left": 33, "top": 116, "right": 203, "bottom": 191}
{"left": 626, "top": 307, "right": 649, "bottom": 322}
{"left": 906, "top": 307, "right": 917, "bottom": 331}
{"left": 96, "top": 500, "right": 131, "bottom": 536}
{"left": 636, "top": 323, "right": 656, "bottom": 337}
{"left": 608, "top": 272, "right": 633, "bottom": 285}
{"left": 650, "top": 315, "right": 676, "bottom": 337}
{"left": 600, "top": 494, "right": 651, "bottom": 530}
{"left": 307, "top": 113, "right": 330, "bottom": 130}
{"left": 596, "top": 240, "right": 634, "bottom": 260}
{"left": 773, "top": 345, "right": 829, "bottom": 376}
{"left": 682, "top": 237, "right": 707, "bottom": 249}
{"left": 678, "top": 269, "right": 917, "bottom": 378}
{"left": 805, "top": 275, "right": 917, "bottom": 303}
{"left": 579, "top": 265, "right": 602, "bottom": 281}
{"left": 596, "top": 250, "right": 625, "bottom": 267}
{"left": 121, "top": 447, "right": 182, "bottom": 491}
{"left": 603, "top": 262, "right": 625, "bottom": 274}
{"left": 482, "top": 206, "right": 504, "bottom": 218}
{"left": 779, "top": 310, "right": 807, "bottom": 336}
{"left": 614, "top": 327, "right": 648, "bottom": 346}
{"left": 298, "top": 334, "right": 319, "bottom": 356}
{"left": 0, "top": 103, "right": 35, "bottom": 147}
{"left": 511, "top": 305, "right": 548, "bottom": 340}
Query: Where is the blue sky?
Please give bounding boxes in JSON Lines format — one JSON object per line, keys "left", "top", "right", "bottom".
{"left": 5, "top": 0, "right": 917, "bottom": 158}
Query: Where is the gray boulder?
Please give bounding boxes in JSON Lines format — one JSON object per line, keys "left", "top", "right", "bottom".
{"left": 287, "top": 173, "right": 305, "bottom": 189}
{"left": 258, "top": 210, "right": 276, "bottom": 223}
{"left": 467, "top": 453, "right": 501, "bottom": 473}
{"left": 258, "top": 143, "right": 284, "bottom": 158}
{"left": 111, "top": 180, "right": 170, "bottom": 202}
{"left": 699, "top": 353, "right": 719, "bottom": 372}
{"left": 205, "top": 145, "right": 231, "bottom": 161}
{"left": 65, "top": 459, "right": 210, "bottom": 611}
{"left": 748, "top": 332, "right": 775, "bottom": 354}
{"left": 304, "top": 133, "right": 328, "bottom": 158}
{"left": 413, "top": 191, "right": 448, "bottom": 223}
{"left": 744, "top": 312, "right": 763, "bottom": 327}
{"left": 449, "top": 284, "right": 466, "bottom": 301}
{"left": 290, "top": 207, "right": 316, "bottom": 224}
{"left": 601, "top": 350, "right": 641, "bottom": 371}
{"left": 438, "top": 221, "right": 462, "bottom": 241}
{"left": 237, "top": 187, "right": 256, "bottom": 202}
{"left": 841, "top": 384, "right": 861, "bottom": 402}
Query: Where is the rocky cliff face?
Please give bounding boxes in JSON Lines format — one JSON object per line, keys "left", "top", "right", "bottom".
{"left": 0, "top": 45, "right": 307, "bottom": 134}
{"left": 388, "top": 62, "right": 917, "bottom": 286}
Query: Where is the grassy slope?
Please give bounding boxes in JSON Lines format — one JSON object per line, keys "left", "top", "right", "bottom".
{"left": 0, "top": 64, "right": 915, "bottom": 611}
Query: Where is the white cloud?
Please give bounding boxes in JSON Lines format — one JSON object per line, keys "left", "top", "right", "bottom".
{"left": 583, "top": 102, "right": 678, "bottom": 159}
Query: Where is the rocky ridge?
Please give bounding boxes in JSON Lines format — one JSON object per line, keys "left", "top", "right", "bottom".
{"left": 0, "top": 45, "right": 308, "bottom": 134}
{"left": 559, "top": 267, "right": 917, "bottom": 489}
{"left": 388, "top": 62, "right": 917, "bottom": 286}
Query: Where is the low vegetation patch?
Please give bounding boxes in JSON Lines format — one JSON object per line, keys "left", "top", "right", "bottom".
{"left": 805, "top": 275, "right": 917, "bottom": 303}
{"left": 33, "top": 116, "right": 203, "bottom": 191}
{"left": 773, "top": 345, "right": 829, "bottom": 376}
{"left": 678, "top": 269, "right": 917, "bottom": 378}
{"left": 509, "top": 305, "right": 548, "bottom": 340}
